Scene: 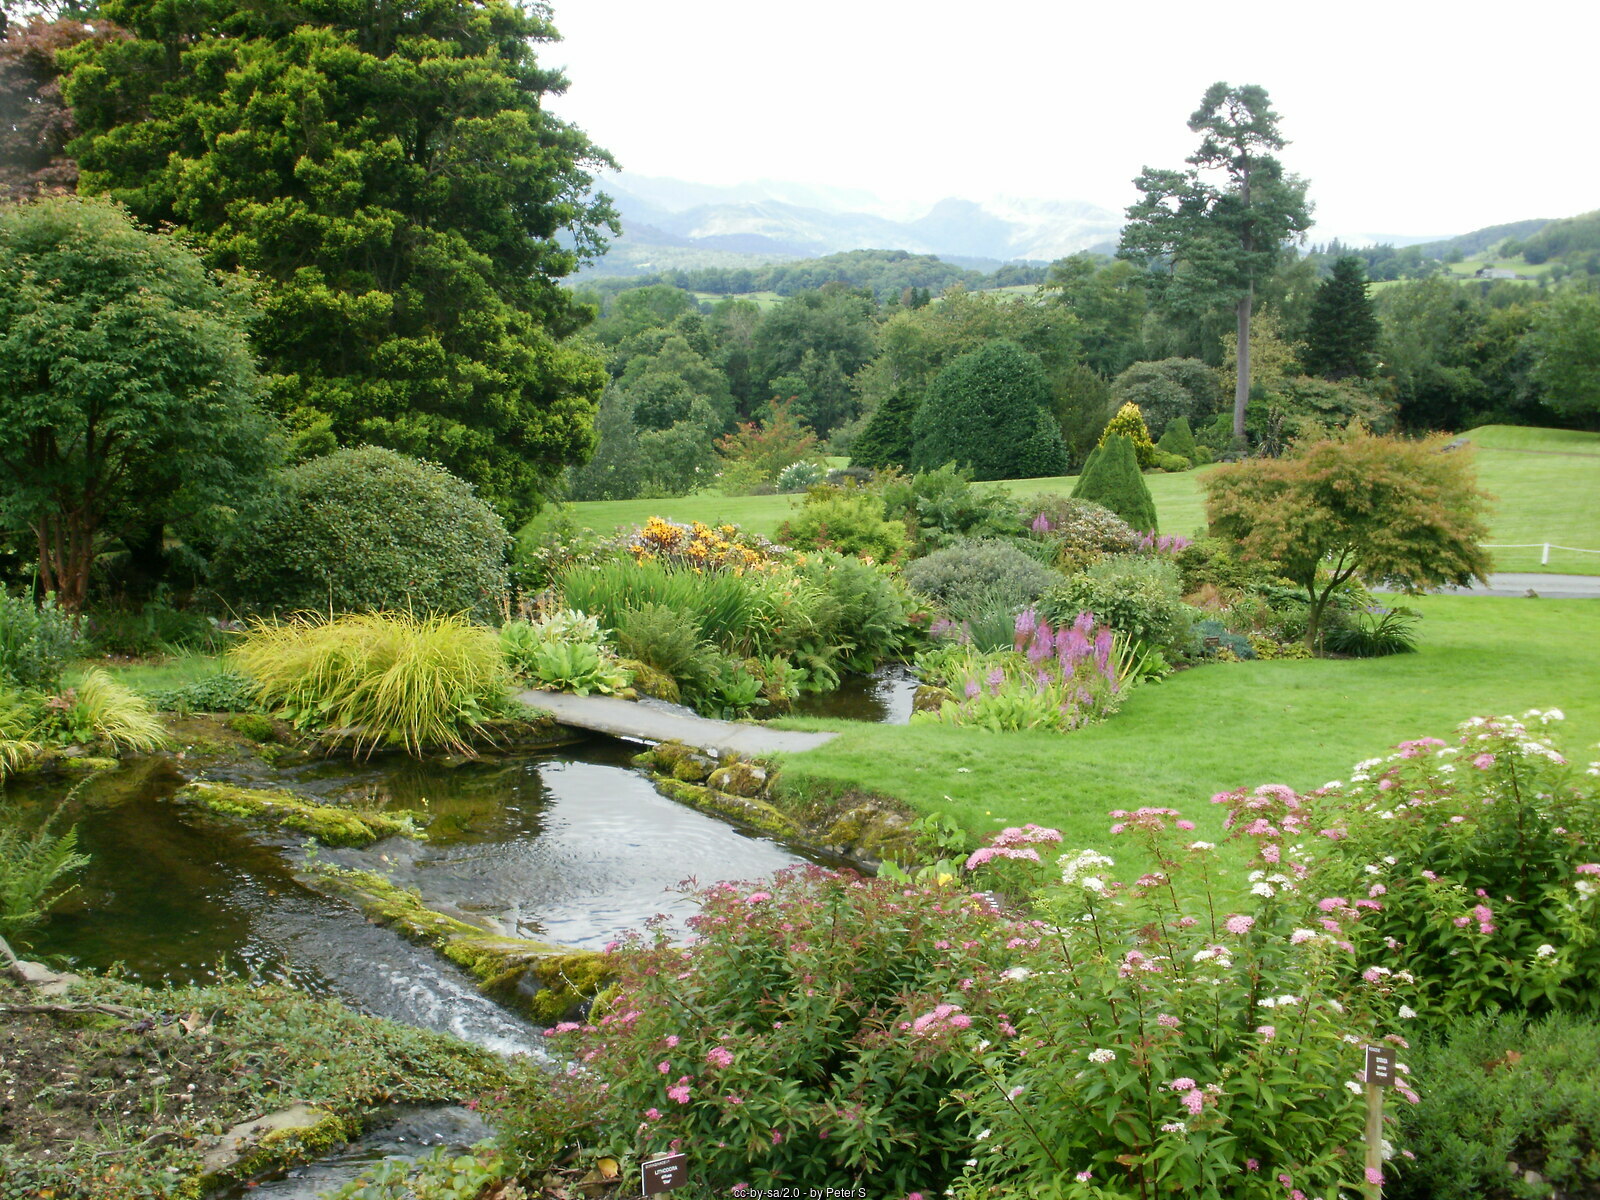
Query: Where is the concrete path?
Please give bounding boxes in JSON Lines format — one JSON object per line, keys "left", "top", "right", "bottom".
{"left": 1390, "top": 573, "right": 1600, "bottom": 600}
{"left": 518, "top": 690, "right": 837, "bottom": 756}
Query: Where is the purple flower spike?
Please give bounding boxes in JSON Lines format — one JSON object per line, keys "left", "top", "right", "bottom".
{"left": 1027, "top": 627, "right": 1052, "bottom": 665}
{"left": 1014, "top": 607, "right": 1038, "bottom": 650}
{"left": 1073, "top": 611, "right": 1096, "bottom": 638}
{"left": 987, "top": 666, "right": 1005, "bottom": 695}
{"left": 964, "top": 680, "right": 981, "bottom": 699}
{"left": 1031, "top": 512, "right": 1053, "bottom": 534}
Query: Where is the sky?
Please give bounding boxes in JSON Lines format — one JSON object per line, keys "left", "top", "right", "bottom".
{"left": 542, "top": 0, "right": 1600, "bottom": 242}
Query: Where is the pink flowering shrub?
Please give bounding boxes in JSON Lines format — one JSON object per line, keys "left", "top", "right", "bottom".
{"left": 530, "top": 865, "right": 1027, "bottom": 1193}
{"left": 948, "top": 796, "right": 1416, "bottom": 1199}
{"left": 1313, "top": 710, "right": 1600, "bottom": 1016}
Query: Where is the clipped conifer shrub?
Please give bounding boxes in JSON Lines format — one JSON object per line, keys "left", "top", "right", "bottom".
{"left": 849, "top": 385, "right": 919, "bottom": 470}
{"left": 214, "top": 446, "right": 511, "bottom": 619}
{"left": 1156, "top": 414, "right": 1199, "bottom": 463}
{"left": 1071, "top": 434, "right": 1157, "bottom": 533}
{"left": 911, "top": 341, "right": 1068, "bottom": 480}
{"left": 1098, "top": 401, "right": 1156, "bottom": 468}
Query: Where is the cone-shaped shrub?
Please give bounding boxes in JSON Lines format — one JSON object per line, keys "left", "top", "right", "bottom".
{"left": 850, "top": 385, "right": 918, "bottom": 469}
{"left": 911, "top": 341, "right": 1068, "bottom": 480}
{"left": 1098, "top": 402, "right": 1155, "bottom": 469}
{"left": 1069, "top": 445, "right": 1102, "bottom": 498}
{"left": 1156, "top": 414, "right": 1199, "bottom": 464}
{"left": 1073, "top": 434, "right": 1157, "bottom": 532}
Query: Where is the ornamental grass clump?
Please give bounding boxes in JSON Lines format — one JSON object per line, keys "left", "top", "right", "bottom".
{"left": 945, "top": 789, "right": 1420, "bottom": 1199}
{"left": 1313, "top": 710, "right": 1600, "bottom": 1017}
{"left": 520, "top": 865, "right": 1024, "bottom": 1193}
{"left": 230, "top": 612, "right": 508, "bottom": 756}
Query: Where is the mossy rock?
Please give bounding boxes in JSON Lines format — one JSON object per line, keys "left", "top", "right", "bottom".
{"left": 618, "top": 658, "right": 680, "bottom": 704}
{"left": 226, "top": 713, "right": 278, "bottom": 743}
{"left": 57, "top": 755, "right": 120, "bottom": 773}
{"left": 179, "top": 781, "right": 426, "bottom": 847}
{"left": 655, "top": 778, "right": 802, "bottom": 841}
{"left": 648, "top": 740, "right": 716, "bottom": 782}
{"left": 197, "top": 1105, "right": 355, "bottom": 1191}
{"left": 912, "top": 684, "right": 954, "bottom": 713}
{"left": 706, "top": 760, "right": 769, "bottom": 799}
{"left": 304, "top": 866, "right": 612, "bottom": 1023}
{"left": 822, "top": 804, "right": 916, "bottom": 864}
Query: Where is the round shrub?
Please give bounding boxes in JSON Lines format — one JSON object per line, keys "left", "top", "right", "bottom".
{"left": 1152, "top": 450, "right": 1191, "bottom": 472}
{"left": 1156, "top": 413, "right": 1200, "bottom": 463}
{"left": 1041, "top": 553, "right": 1194, "bottom": 656}
{"left": 904, "top": 538, "right": 1062, "bottom": 621}
{"left": 214, "top": 446, "right": 510, "bottom": 619}
{"left": 776, "top": 488, "right": 908, "bottom": 563}
{"left": 911, "top": 341, "right": 1068, "bottom": 480}
{"left": 1024, "top": 494, "right": 1141, "bottom": 572}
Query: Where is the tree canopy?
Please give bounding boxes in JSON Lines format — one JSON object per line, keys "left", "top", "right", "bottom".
{"left": 60, "top": 0, "right": 616, "bottom": 518}
{"left": 1301, "top": 256, "right": 1380, "bottom": 381}
{"left": 1120, "top": 83, "right": 1312, "bottom": 442}
{"left": 0, "top": 196, "right": 276, "bottom": 609}
{"left": 1204, "top": 432, "right": 1492, "bottom": 648}
{"left": 911, "top": 341, "right": 1068, "bottom": 480}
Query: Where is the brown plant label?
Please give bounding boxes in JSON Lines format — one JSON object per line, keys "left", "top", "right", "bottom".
{"left": 642, "top": 1153, "right": 688, "bottom": 1195}
{"left": 1365, "top": 1045, "right": 1397, "bottom": 1087}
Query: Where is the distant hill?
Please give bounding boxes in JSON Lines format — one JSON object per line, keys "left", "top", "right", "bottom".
{"left": 576, "top": 172, "right": 1121, "bottom": 278}
{"left": 1414, "top": 218, "right": 1554, "bottom": 259}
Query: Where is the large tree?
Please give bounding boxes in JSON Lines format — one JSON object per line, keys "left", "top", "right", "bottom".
{"left": 1527, "top": 290, "right": 1600, "bottom": 420}
{"left": 0, "top": 16, "right": 123, "bottom": 200}
{"left": 0, "top": 197, "right": 276, "bottom": 610}
{"left": 1301, "top": 256, "right": 1380, "bottom": 381}
{"left": 1120, "top": 83, "right": 1312, "bottom": 444}
{"left": 60, "top": 0, "right": 615, "bottom": 519}
{"left": 1204, "top": 431, "right": 1492, "bottom": 649}
{"left": 911, "top": 341, "right": 1068, "bottom": 480}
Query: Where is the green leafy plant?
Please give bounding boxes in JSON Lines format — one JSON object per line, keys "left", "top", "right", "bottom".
{"left": 1041, "top": 553, "right": 1195, "bottom": 658}
{"left": 522, "top": 640, "right": 631, "bottom": 697}
{"left": 213, "top": 446, "right": 512, "bottom": 621}
{"left": 775, "top": 460, "right": 826, "bottom": 492}
{"left": 0, "top": 799, "right": 91, "bottom": 945}
{"left": 904, "top": 539, "right": 1062, "bottom": 621}
{"left": 1388, "top": 1010, "right": 1600, "bottom": 1200}
{"left": 138, "top": 671, "right": 259, "bottom": 715}
{"left": 1323, "top": 602, "right": 1422, "bottom": 657}
{"left": 878, "top": 464, "right": 1024, "bottom": 552}
{"left": 325, "top": 1142, "right": 512, "bottom": 1200}
{"left": 776, "top": 487, "right": 908, "bottom": 563}
{"left": 1023, "top": 494, "right": 1141, "bottom": 572}
{"left": 0, "top": 593, "right": 81, "bottom": 690}
{"left": 230, "top": 612, "right": 509, "bottom": 756}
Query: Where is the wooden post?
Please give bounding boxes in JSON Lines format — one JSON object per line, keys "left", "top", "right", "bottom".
{"left": 1363, "top": 1079, "right": 1384, "bottom": 1200}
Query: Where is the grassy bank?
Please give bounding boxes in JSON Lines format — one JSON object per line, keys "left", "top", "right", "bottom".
{"left": 772, "top": 596, "right": 1600, "bottom": 848}
{"left": 561, "top": 425, "right": 1599, "bottom": 575}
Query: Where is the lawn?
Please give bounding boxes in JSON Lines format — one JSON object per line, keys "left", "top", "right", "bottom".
{"left": 772, "top": 596, "right": 1600, "bottom": 851}
{"left": 559, "top": 425, "right": 1597, "bottom": 573}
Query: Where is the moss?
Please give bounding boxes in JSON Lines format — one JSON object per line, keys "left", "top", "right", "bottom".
{"left": 304, "top": 865, "right": 613, "bottom": 1023}
{"left": 179, "top": 781, "right": 426, "bottom": 847}
{"left": 707, "top": 759, "right": 769, "bottom": 798}
{"left": 912, "top": 684, "right": 954, "bottom": 714}
{"left": 655, "top": 777, "right": 802, "bottom": 841}
{"left": 618, "top": 658, "right": 680, "bottom": 704}
{"left": 221, "top": 1109, "right": 355, "bottom": 1186}
{"left": 58, "top": 755, "right": 120, "bottom": 772}
{"left": 226, "top": 712, "right": 277, "bottom": 742}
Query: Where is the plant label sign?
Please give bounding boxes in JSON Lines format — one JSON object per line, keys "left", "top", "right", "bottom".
{"left": 642, "top": 1153, "right": 688, "bottom": 1195}
{"left": 1365, "top": 1045, "right": 1397, "bottom": 1088}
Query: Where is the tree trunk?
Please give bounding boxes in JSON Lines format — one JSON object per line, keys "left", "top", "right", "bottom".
{"left": 32, "top": 511, "right": 95, "bottom": 612}
{"left": 1233, "top": 287, "right": 1252, "bottom": 442}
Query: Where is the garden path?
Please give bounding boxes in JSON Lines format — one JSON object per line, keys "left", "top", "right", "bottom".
{"left": 517, "top": 690, "right": 837, "bottom": 757}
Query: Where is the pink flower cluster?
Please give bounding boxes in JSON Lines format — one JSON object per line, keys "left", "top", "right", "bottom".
{"left": 1136, "top": 532, "right": 1193, "bottom": 555}
{"left": 1107, "top": 806, "right": 1184, "bottom": 835}
{"left": 966, "top": 824, "right": 1062, "bottom": 872}
{"left": 905, "top": 1002, "right": 973, "bottom": 1036}
{"left": 1165, "top": 1076, "right": 1207, "bottom": 1116}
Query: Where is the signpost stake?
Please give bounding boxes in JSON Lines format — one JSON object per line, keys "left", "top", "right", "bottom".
{"left": 1362, "top": 1044, "right": 1396, "bottom": 1200}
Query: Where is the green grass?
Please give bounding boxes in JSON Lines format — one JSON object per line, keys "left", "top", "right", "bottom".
{"left": 1464, "top": 425, "right": 1600, "bottom": 573}
{"left": 92, "top": 651, "right": 230, "bottom": 694}
{"left": 773, "top": 596, "right": 1600, "bottom": 851}
{"left": 561, "top": 424, "right": 1597, "bottom": 574}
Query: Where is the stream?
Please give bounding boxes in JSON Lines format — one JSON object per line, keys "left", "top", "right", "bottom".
{"left": 8, "top": 667, "right": 914, "bottom": 1194}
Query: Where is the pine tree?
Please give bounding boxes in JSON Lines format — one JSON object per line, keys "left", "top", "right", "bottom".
{"left": 1073, "top": 434, "right": 1158, "bottom": 532}
{"left": 1157, "top": 415, "right": 1199, "bottom": 463}
{"left": 850, "top": 385, "right": 918, "bottom": 469}
{"left": 1098, "top": 402, "right": 1156, "bottom": 468}
{"left": 1301, "top": 257, "right": 1380, "bottom": 381}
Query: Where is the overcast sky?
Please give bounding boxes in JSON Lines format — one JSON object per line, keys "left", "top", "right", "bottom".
{"left": 544, "top": 0, "right": 1599, "bottom": 241}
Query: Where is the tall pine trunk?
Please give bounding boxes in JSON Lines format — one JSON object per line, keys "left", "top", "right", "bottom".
{"left": 1233, "top": 287, "right": 1252, "bottom": 442}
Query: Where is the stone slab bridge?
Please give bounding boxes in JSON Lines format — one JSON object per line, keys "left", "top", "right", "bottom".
{"left": 516, "top": 690, "right": 837, "bottom": 758}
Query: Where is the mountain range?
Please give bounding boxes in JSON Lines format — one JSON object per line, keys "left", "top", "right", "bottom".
{"left": 579, "top": 173, "right": 1453, "bottom": 278}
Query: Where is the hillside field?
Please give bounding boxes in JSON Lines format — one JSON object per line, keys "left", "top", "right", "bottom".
{"left": 557, "top": 425, "right": 1600, "bottom": 575}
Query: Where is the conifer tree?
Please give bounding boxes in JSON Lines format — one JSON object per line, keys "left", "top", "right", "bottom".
{"left": 1098, "top": 402, "right": 1156, "bottom": 468}
{"left": 849, "top": 385, "right": 918, "bottom": 470}
{"left": 1157, "top": 415, "right": 1200, "bottom": 463}
{"left": 1073, "top": 434, "right": 1157, "bottom": 532}
{"left": 1301, "top": 257, "right": 1380, "bottom": 380}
